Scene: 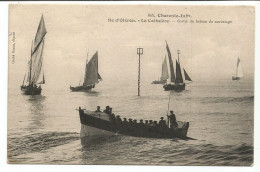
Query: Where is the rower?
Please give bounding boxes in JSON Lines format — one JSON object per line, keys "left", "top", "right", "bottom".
{"left": 149, "top": 120, "right": 154, "bottom": 126}
{"left": 103, "top": 106, "right": 110, "bottom": 114}
{"left": 95, "top": 106, "right": 101, "bottom": 112}
{"left": 159, "top": 117, "right": 167, "bottom": 129}
{"left": 109, "top": 113, "right": 116, "bottom": 124}
{"left": 145, "top": 120, "right": 149, "bottom": 125}
{"left": 116, "top": 115, "right": 122, "bottom": 122}
{"left": 115, "top": 115, "right": 122, "bottom": 126}
{"left": 123, "top": 118, "right": 128, "bottom": 125}
{"left": 128, "top": 118, "right": 132, "bottom": 122}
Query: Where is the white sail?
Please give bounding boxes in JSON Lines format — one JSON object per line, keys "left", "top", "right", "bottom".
{"left": 84, "top": 51, "right": 101, "bottom": 86}
{"left": 161, "top": 56, "right": 169, "bottom": 81}
{"left": 235, "top": 57, "right": 243, "bottom": 78}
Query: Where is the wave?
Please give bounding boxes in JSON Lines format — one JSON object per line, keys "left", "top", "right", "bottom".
{"left": 8, "top": 132, "right": 80, "bottom": 160}
{"left": 144, "top": 142, "right": 254, "bottom": 166}
{"left": 200, "top": 96, "right": 254, "bottom": 104}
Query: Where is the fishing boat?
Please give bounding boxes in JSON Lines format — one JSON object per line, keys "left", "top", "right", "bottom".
{"left": 20, "top": 15, "right": 47, "bottom": 95}
{"left": 163, "top": 41, "right": 192, "bottom": 91}
{"left": 232, "top": 57, "right": 243, "bottom": 80}
{"left": 70, "top": 51, "right": 102, "bottom": 92}
{"left": 77, "top": 106, "right": 189, "bottom": 139}
{"left": 152, "top": 56, "right": 169, "bottom": 84}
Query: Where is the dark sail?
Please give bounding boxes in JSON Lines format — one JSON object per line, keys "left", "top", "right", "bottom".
{"left": 183, "top": 68, "right": 192, "bottom": 81}
{"left": 32, "top": 15, "right": 47, "bottom": 55}
{"left": 166, "top": 42, "right": 175, "bottom": 83}
{"left": 175, "top": 60, "right": 183, "bottom": 84}
{"left": 29, "top": 15, "right": 47, "bottom": 85}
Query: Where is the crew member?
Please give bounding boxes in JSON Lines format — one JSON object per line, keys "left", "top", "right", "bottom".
{"left": 103, "top": 106, "right": 110, "bottom": 114}
{"left": 168, "top": 110, "right": 178, "bottom": 128}
{"left": 149, "top": 120, "right": 154, "bottom": 126}
{"left": 116, "top": 115, "right": 122, "bottom": 123}
{"left": 123, "top": 118, "right": 128, "bottom": 125}
{"left": 128, "top": 118, "right": 134, "bottom": 128}
{"left": 153, "top": 121, "right": 158, "bottom": 127}
{"left": 159, "top": 117, "right": 167, "bottom": 129}
{"left": 95, "top": 106, "right": 101, "bottom": 112}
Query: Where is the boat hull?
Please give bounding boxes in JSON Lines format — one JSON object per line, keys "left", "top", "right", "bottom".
{"left": 70, "top": 85, "right": 95, "bottom": 92}
{"left": 79, "top": 110, "right": 189, "bottom": 139}
{"left": 152, "top": 80, "right": 166, "bottom": 84}
{"left": 163, "top": 83, "right": 186, "bottom": 91}
{"left": 20, "top": 85, "right": 42, "bottom": 95}
{"left": 232, "top": 76, "right": 241, "bottom": 80}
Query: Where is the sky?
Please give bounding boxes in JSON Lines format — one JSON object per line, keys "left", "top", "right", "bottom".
{"left": 8, "top": 5, "right": 255, "bottom": 88}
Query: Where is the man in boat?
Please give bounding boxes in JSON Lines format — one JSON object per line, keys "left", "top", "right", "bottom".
{"left": 153, "top": 121, "right": 158, "bottom": 127}
{"left": 145, "top": 120, "right": 149, "bottom": 125}
{"left": 103, "top": 106, "right": 110, "bottom": 114}
{"left": 159, "top": 117, "right": 167, "bottom": 129}
{"left": 168, "top": 110, "right": 178, "bottom": 128}
{"left": 109, "top": 113, "right": 116, "bottom": 125}
{"left": 149, "top": 120, "right": 154, "bottom": 126}
{"left": 116, "top": 115, "right": 122, "bottom": 124}
{"left": 95, "top": 106, "right": 101, "bottom": 112}
{"left": 123, "top": 118, "right": 128, "bottom": 125}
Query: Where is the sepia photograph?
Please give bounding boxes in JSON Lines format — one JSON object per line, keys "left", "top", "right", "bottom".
{"left": 7, "top": 4, "right": 255, "bottom": 166}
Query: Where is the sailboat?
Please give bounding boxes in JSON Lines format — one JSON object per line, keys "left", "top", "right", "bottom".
{"left": 20, "top": 15, "right": 47, "bottom": 95}
{"left": 163, "top": 41, "right": 192, "bottom": 91}
{"left": 232, "top": 57, "right": 243, "bottom": 80}
{"left": 152, "top": 56, "right": 169, "bottom": 84}
{"left": 70, "top": 51, "right": 102, "bottom": 91}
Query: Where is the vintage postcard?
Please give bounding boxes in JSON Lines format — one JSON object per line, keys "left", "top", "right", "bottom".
{"left": 8, "top": 4, "right": 254, "bottom": 165}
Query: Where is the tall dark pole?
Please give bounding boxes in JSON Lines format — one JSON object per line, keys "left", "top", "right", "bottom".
{"left": 137, "top": 48, "right": 143, "bottom": 96}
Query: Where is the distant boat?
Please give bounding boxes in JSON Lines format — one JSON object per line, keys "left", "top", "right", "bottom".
{"left": 70, "top": 51, "right": 102, "bottom": 91}
{"left": 152, "top": 56, "right": 169, "bottom": 84}
{"left": 20, "top": 15, "right": 47, "bottom": 95}
{"left": 163, "top": 41, "right": 192, "bottom": 91}
{"left": 232, "top": 57, "right": 243, "bottom": 80}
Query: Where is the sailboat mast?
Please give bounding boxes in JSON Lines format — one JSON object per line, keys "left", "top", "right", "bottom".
{"left": 177, "top": 50, "right": 180, "bottom": 63}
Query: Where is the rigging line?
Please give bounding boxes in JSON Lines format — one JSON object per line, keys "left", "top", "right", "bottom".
{"left": 167, "top": 90, "right": 171, "bottom": 128}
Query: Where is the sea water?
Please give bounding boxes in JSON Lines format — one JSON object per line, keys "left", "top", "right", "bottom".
{"left": 8, "top": 79, "right": 254, "bottom": 165}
